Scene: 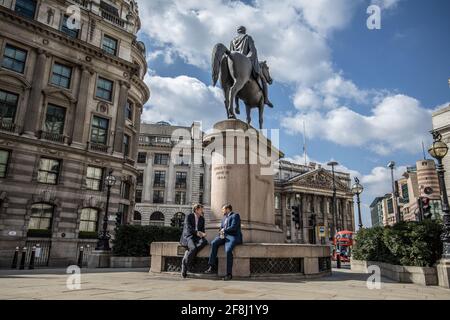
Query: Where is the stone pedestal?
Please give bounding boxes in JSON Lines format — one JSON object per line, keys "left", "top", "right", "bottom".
{"left": 203, "top": 119, "right": 284, "bottom": 243}
{"left": 437, "top": 259, "right": 450, "bottom": 288}
{"left": 87, "top": 250, "right": 112, "bottom": 268}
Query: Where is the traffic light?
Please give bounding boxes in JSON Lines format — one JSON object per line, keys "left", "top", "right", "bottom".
{"left": 421, "top": 197, "right": 432, "bottom": 219}
{"left": 292, "top": 206, "right": 301, "bottom": 229}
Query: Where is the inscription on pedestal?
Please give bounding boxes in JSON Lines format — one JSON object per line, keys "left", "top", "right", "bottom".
{"left": 214, "top": 165, "right": 231, "bottom": 180}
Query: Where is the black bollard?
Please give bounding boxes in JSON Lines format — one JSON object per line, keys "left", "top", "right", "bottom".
{"left": 336, "top": 253, "right": 341, "bottom": 269}
{"left": 19, "top": 247, "right": 27, "bottom": 270}
{"left": 77, "top": 246, "right": 84, "bottom": 268}
{"left": 11, "top": 247, "right": 19, "bottom": 269}
{"left": 29, "top": 246, "right": 36, "bottom": 270}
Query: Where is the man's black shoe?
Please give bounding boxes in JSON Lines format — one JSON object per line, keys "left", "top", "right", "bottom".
{"left": 223, "top": 274, "right": 232, "bottom": 281}
{"left": 204, "top": 266, "right": 216, "bottom": 274}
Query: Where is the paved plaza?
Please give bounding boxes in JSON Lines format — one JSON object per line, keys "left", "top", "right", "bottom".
{"left": 0, "top": 267, "right": 449, "bottom": 300}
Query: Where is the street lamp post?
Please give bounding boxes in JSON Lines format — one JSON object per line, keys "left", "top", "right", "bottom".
{"left": 327, "top": 161, "right": 340, "bottom": 269}
{"left": 96, "top": 169, "right": 116, "bottom": 251}
{"left": 387, "top": 161, "right": 401, "bottom": 223}
{"left": 351, "top": 177, "right": 364, "bottom": 230}
{"left": 428, "top": 132, "right": 450, "bottom": 259}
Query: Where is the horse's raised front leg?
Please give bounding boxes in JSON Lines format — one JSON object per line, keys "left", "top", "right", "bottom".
{"left": 229, "top": 80, "right": 246, "bottom": 119}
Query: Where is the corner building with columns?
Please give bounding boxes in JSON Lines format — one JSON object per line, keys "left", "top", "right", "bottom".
{"left": 0, "top": 0, "right": 149, "bottom": 267}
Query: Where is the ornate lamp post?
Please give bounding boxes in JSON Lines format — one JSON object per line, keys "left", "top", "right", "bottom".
{"left": 96, "top": 169, "right": 116, "bottom": 251}
{"left": 327, "top": 161, "right": 340, "bottom": 268}
{"left": 428, "top": 132, "right": 450, "bottom": 259}
{"left": 387, "top": 161, "right": 401, "bottom": 223}
{"left": 351, "top": 177, "right": 364, "bottom": 230}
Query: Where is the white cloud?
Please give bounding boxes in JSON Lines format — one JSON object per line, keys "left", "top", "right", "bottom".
{"left": 283, "top": 94, "right": 433, "bottom": 155}
{"left": 142, "top": 74, "right": 223, "bottom": 129}
{"left": 371, "top": 0, "right": 402, "bottom": 10}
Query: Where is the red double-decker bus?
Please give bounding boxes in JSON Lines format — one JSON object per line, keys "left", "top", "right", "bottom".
{"left": 332, "top": 230, "right": 354, "bottom": 262}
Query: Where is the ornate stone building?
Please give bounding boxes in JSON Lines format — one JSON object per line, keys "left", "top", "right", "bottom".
{"left": 274, "top": 160, "right": 355, "bottom": 244}
{"left": 0, "top": 0, "right": 149, "bottom": 267}
{"left": 135, "top": 121, "right": 211, "bottom": 227}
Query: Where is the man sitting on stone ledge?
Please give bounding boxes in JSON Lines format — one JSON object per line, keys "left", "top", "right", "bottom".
{"left": 205, "top": 204, "right": 243, "bottom": 281}
{"left": 180, "top": 204, "right": 208, "bottom": 278}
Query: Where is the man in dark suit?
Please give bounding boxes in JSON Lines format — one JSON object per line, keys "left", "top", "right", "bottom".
{"left": 205, "top": 204, "right": 243, "bottom": 281}
{"left": 180, "top": 204, "right": 208, "bottom": 278}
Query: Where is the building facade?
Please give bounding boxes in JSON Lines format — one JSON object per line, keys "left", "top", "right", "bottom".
{"left": 432, "top": 104, "right": 450, "bottom": 205}
{"left": 371, "top": 159, "right": 442, "bottom": 227}
{"left": 134, "top": 121, "right": 211, "bottom": 227}
{"left": 0, "top": 0, "right": 149, "bottom": 267}
{"left": 274, "top": 160, "right": 355, "bottom": 244}
{"left": 370, "top": 197, "right": 384, "bottom": 227}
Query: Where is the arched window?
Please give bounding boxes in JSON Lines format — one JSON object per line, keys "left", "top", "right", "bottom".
{"left": 28, "top": 203, "right": 54, "bottom": 230}
{"left": 171, "top": 212, "right": 185, "bottom": 228}
{"left": 79, "top": 208, "right": 99, "bottom": 232}
{"left": 150, "top": 211, "right": 164, "bottom": 226}
{"left": 133, "top": 211, "right": 142, "bottom": 221}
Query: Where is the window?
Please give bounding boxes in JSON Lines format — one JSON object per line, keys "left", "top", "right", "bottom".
{"left": 133, "top": 211, "right": 142, "bottom": 221}
{"left": 175, "top": 191, "right": 186, "bottom": 205}
{"left": 171, "top": 212, "right": 185, "bottom": 228}
{"left": 51, "top": 63, "right": 72, "bottom": 88}
{"left": 275, "top": 194, "right": 281, "bottom": 210}
{"left": 100, "top": 1, "right": 119, "bottom": 16}
{"left": 137, "top": 170, "right": 143, "bottom": 186}
{"left": 176, "top": 172, "right": 187, "bottom": 189}
{"left": 96, "top": 77, "right": 113, "bottom": 101}
{"left": 120, "top": 182, "right": 131, "bottom": 199}
{"left": 199, "top": 173, "right": 204, "bottom": 190}
{"left": 37, "top": 158, "right": 61, "bottom": 185}
{"left": 386, "top": 198, "right": 394, "bottom": 214}
{"left": 150, "top": 211, "right": 164, "bottom": 226}
{"left": 153, "top": 190, "right": 164, "bottom": 204}
{"left": 123, "top": 134, "right": 130, "bottom": 157}
{"left": 117, "top": 204, "right": 129, "bottom": 225}
{"left": 199, "top": 192, "right": 203, "bottom": 205}
{"left": 28, "top": 203, "right": 53, "bottom": 230}
{"left": 44, "top": 104, "right": 66, "bottom": 134}
{"left": 0, "top": 149, "right": 10, "bottom": 178}
{"left": 86, "top": 166, "right": 103, "bottom": 191}
{"left": 90, "top": 116, "right": 109, "bottom": 145}
{"left": 79, "top": 208, "right": 99, "bottom": 232}
{"left": 61, "top": 15, "right": 79, "bottom": 39}
{"left": 102, "top": 34, "right": 118, "bottom": 56}
{"left": 14, "top": 0, "right": 36, "bottom": 19}
{"left": 153, "top": 171, "right": 166, "bottom": 188}
{"left": 137, "top": 152, "right": 147, "bottom": 164}
{"left": 125, "top": 101, "right": 133, "bottom": 121}
{"left": 154, "top": 153, "right": 169, "bottom": 165}
{"left": 401, "top": 183, "right": 409, "bottom": 203}
{"left": 0, "top": 89, "right": 18, "bottom": 125}
{"left": 2, "top": 44, "right": 27, "bottom": 73}
{"left": 135, "top": 190, "right": 142, "bottom": 203}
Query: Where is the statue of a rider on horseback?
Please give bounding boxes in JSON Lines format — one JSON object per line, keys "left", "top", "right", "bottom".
{"left": 212, "top": 26, "right": 274, "bottom": 129}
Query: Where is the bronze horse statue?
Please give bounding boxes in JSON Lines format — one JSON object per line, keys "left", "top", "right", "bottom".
{"left": 212, "top": 43, "right": 273, "bottom": 129}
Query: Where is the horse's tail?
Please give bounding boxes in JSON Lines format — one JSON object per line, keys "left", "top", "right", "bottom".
{"left": 212, "top": 43, "right": 230, "bottom": 86}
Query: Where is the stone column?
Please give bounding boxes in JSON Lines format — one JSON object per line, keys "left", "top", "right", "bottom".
{"left": 166, "top": 160, "right": 175, "bottom": 204}
{"left": 204, "top": 163, "right": 211, "bottom": 205}
{"left": 302, "top": 194, "right": 309, "bottom": 243}
{"left": 131, "top": 105, "right": 142, "bottom": 160}
{"left": 113, "top": 81, "right": 129, "bottom": 154}
{"left": 72, "top": 66, "right": 93, "bottom": 145}
{"left": 23, "top": 49, "right": 48, "bottom": 136}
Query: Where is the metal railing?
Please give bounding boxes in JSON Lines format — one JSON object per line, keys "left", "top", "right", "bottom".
{"left": 88, "top": 142, "right": 109, "bottom": 153}
{"left": 38, "top": 131, "right": 67, "bottom": 144}
{"left": 0, "top": 121, "right": 16, "bottom": 133}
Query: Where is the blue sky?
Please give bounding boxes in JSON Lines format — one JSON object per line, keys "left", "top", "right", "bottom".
{"left": 135, "top": 0, "right": 450, "bottom": 226}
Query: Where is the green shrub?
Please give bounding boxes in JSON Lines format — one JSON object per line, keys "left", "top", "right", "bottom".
{"left": 112, "top": 225, "right": 182, "bottom": 257}
{"left": 352, "top": 220, "right": 443, "bottom": 267}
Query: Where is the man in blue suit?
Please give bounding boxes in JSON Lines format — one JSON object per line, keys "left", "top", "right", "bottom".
{"left": 204, "top": 204, "right": 243, "bottom": 280}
